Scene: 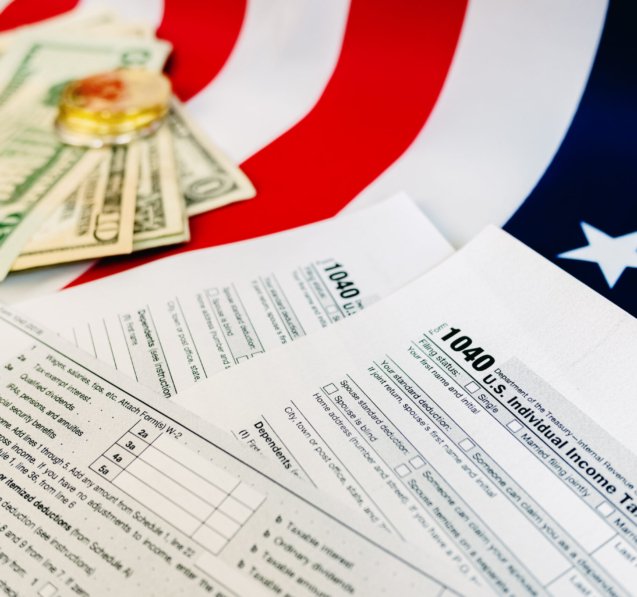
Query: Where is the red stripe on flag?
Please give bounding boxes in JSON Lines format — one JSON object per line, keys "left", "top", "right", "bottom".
{"left": 0, "top": 0, "right": 78, "bottom": 31}
{"left": 69, "top": 0, "right": 468, "bottom": 286}
{"left": 157, "top": 0, "right": 247, "bottom": 101}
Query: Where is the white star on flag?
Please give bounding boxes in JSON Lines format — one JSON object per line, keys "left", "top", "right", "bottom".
{"left": 558, "top": 222, "right": 637, "bottom": 288}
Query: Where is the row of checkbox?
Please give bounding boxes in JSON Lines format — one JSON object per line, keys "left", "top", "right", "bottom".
{"left": 395, "top": 455, "right": 426, "bottom": 477}
{"left": 332, "top": 377, "right": 619, "bottom": 525}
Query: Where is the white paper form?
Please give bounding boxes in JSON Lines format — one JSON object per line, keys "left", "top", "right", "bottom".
{"left": 0, "top": 305, "right": 472, "bottom": 596}
{"left": 16, "top": 194, "right": 453, "bottom": 397}
{"left": 174, "top": 227, "right": 637, "bottom": 597}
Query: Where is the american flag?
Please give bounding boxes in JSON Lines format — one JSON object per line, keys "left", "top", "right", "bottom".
{"left": 0, "top": 0, "right": 634, "bottom": 317}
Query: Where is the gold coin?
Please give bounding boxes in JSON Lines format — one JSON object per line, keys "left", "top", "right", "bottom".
{"left": 55, "top": 68, "right": 171, "bottom": 147}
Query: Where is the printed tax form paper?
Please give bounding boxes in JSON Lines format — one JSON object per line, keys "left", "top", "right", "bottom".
{"left": 0, "top": 306, "right": 473, "bottom": 596}
{"left": 174, "top": 227, "right": 637, "bottom": 597}
{"left": 16, "top": 194, "right": 453, "bottom": 396}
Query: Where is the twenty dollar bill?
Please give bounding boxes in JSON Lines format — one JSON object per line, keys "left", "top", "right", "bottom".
{"left": 133, "top": 126, "right": 190, "bottom": 251}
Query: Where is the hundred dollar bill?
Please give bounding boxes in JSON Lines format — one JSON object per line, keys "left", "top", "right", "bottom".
{"left": 169, "top": 101, "right": 256, "bottom": 216}
{"left": 133, "top": 125, "right": 190, "bottom": 252}
{"left": 11, "top": 145, "right": 140, "bottom": 271}
{"left": 0, "top": 36, "right": 171, "bottom": 282}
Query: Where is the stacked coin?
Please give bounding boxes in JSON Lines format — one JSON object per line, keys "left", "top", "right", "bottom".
{"left": 55, "top": 68, "right": 172, "bottom": 147}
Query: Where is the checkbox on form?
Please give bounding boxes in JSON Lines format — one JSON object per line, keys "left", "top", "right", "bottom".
{"left": 395, "top": 464, "right": 410, "bottom": 477}
{"left": 507, "top": 419, "right": 523, "bottom": 433}
{"left": 324, "top": 383, "right": 338, "bottom": 394}
{"left": 459, "top": 438, "right": 475, "bottom": 451}
{"left": 409, "top": 455, "right": 425, "bottom": 469}
{"left": 38, "top": 583, "right": 57, "bottom": 597}
{"left": 597, "top": 501, "right": 615, "bottom": 517}
{"left": 464, "top": 381, "right": 480, "bottom": 394}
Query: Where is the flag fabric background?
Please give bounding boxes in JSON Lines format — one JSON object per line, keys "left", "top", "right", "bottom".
{"left": 0, "top": 0, "right": 634, "bottom": 317}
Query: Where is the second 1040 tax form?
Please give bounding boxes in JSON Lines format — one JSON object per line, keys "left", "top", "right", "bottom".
{"left": 14, "top": 194, "right": 452, "bottom": 397}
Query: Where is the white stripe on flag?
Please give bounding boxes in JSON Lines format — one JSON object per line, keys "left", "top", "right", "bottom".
{"left": 185, "top": 0, "right": 350, "bottom": 163}
{"left": 345, "top": 0, "right": 607, "bottom": 247}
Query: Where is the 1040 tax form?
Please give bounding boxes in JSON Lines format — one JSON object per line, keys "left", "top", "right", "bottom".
{"left": 174, "top": 227, "right": 637, "bottom": 597}
{"left": 15, "top": 195, "right": 452, "bottom": 396}
{"left": 0, "top": 306, "right": 472, "bottom": 596}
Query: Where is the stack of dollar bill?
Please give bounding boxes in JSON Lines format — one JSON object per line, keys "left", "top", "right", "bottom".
{"left": 0, "top": 7, "right": 255, "bottom": 281}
